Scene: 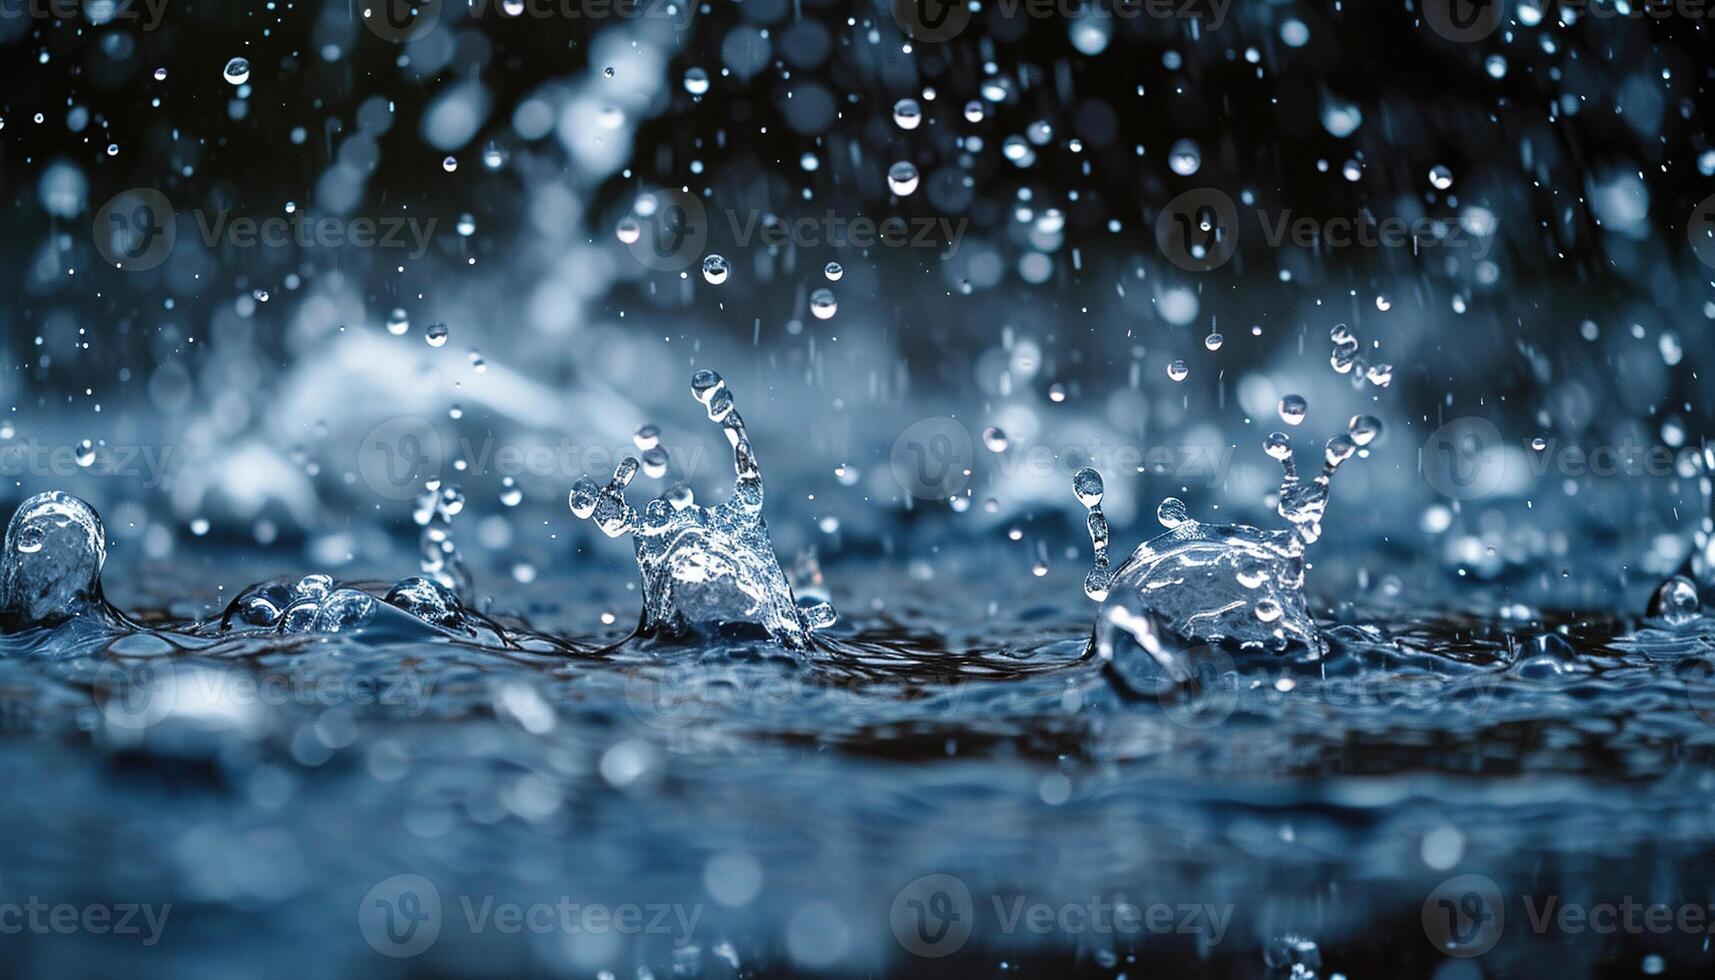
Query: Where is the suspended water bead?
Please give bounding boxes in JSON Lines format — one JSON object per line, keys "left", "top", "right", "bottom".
{"left": 222, "top": 56, "right": 250, "bottom": 85}
{"left": 441, "top": 155, "right": 457, "bottom": 173}
{"left": 963, "top": 99, "right": 985, "bottom": 123}
{"left": 482, "top": 142, "right": 506, "bottom": 169}
{"left": 886, "top": 161, "right": 920, "bottom": 196}
{"left": 1364, "top": 363, "right": 1394, "bottom": 387}
{"left": 615, "top": 215, "right": 642, "bottom": 244}
{"left": 425, "top": 322, "right": 450, "bottom": 347}
{"left": 683, "top": 67, "right": 710, "bottom": 96}
{"left": 809, "top": 288, "right": 838, "bottom": 320}
{"left": 1204, "top": 333, "right": 1223, "bottom": 351}
{"left": 982, "top": 427, "right": 1009, "bottom": 453}
{"left": 1648, "top": 575, "right": 1701, "bottom": 626}
{"left": 701, "top": 254, "right": 730, "bottom": 284}
{"left": 823, "top": 261, "right": 843, "bottom": 282}
{"left": 1341, "top": 159, "right": 1362, "bottom": 182}
{"left": 386, "top": 307, "right": 410, "bottom": 336}
{"left": 1166, "top": 359, "right": 1189, "bottom": 382}
{"left": 603, "top": 66, "right": 615, "bottom": 78}
{"left": 1429, "top": 164, "right": 1454, "bottom": 190}
{"left": 633, "top": 423, "right": 661, "bottom": 451}
{"left": 456, "top": 213, "right": 476, "bottom": 237}
{"left": 892, "top": 98, "right": 922, "bottom": 130}
{"left": 1156, "top": 497, "right": 1190, "bottom": 529}
{"left": 106, "top": 143, "right": 118, "bottom": 156}
{"left": 641, "top": 446, "right": 669, "bottom": 479}
{"left": 75, "top": 440, "right": 96, "bottom": 467}
{"left": 1531, "top": 436, "right": 1548, "bottom": 451}
{"left": 1375, "top": 295, "right": 1392, "bottom": 312}
{"left": 1168, "top": 138, "right": 1201, "bottom": 176}
{"left": 1277, "top": 394, "right": 1308, "bottom": 426}
{"left": 1347, "top": 415, "right": 1382, "bottom": 447}
{"left": 1263, "top": 430, "right": 1293, "bottom": 461}
{"left": 153, "top": 67, "right": 167, "bottom": 80}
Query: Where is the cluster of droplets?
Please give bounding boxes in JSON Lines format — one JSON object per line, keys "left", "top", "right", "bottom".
{"left": 1265, "top": 403, "right": 1381, "bottom": 549}
{"left": 568, "top": 371, "right": 834, "bottom": 648}
{"left": 414, "top": 481, "right": 470, "bottom": 595}
{"left": 1329, "top": 323, "right": 1393, "bottom": 388}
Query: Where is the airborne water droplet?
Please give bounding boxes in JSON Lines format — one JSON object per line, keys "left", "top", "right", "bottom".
{"left": 892, "top": 98, "right": 922, "bottom": 130}
{"left": 223, "top": 57, "right": 250, "bottom": 85}
{"left": 887, "top": 161, "right": 920, "bottom": 196}
{"left": 1166, "top": 360, "right": 1188, "bottom": 382}
{"left": 425, "top": 322, "right": 450, "bottom": 347}
{"left": 386, "top": 308, "right": 410, "bottom": 336}
{"left": 702, "top": 254, "right": 730, "bottom": 284}
{"left": 809, "top": 288, "right": 837, "bottom": 320}
{"left": 1278, "top": 394, "right": 1308, "bottom": 426}
{"left": 823, "top": 261, "right": 843, "bottom": 282}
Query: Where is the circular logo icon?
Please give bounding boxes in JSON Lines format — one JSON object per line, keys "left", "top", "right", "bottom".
{"left": 1422, "top": 0, "right": 1504, "bottom": 43}
{"left": 1155, "top": 188, "right": 1240, "bottom": 273}
{"left": 625, "top": 188, "right": 709, "bottom": 272}
{"left": 361, "top": 0, "right": 442, "bottom": 42}
{"left": 1422, "top": 874, "right": 1504, "bottom": 958}
{"left": 357, "top": 417, "right": 444, "bottom": 501}
{"left": 1421, "top": 417, "right": 1507, "bottom": 501}
{"left": 889, "top": 417, "right": 975, "bottom": 500}
{"left": 359, "top": 874, "right": 442, "bottom": 957}
{"left": 1688, "top": 194, "right": 1715, "bottom": 270}
{"left": 891, "top": 873, "right": 974, "bottom": 957}
{"left": 92, "top": 188, "right": 176, "bottom": 272}
{"left": 93, "top": 659, "right": 177, "bottom": 731}
{"left": 624, "top": 666, "right": 705, "bottom": 730}
{"left": 1683, "top": 657, "right": 1715, "bottom": 727}
{"left": 1158, "top": 644, "right": 1240, "bottom": 729}
{"left": 891, "top": 0, "right": 971, "bottom": 42}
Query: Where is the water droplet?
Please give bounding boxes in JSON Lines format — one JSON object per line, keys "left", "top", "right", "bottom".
{"left": 1203, "top": 332, "right": 1223, "bottom": 351}
{"left": 1429, "top": 164, "right": 1454, "bottom": 190}
{"left": 441, "top": 155, "right": 458, "bottom": 173}
{"left": 223, "top": 57, "right": 250, "bottom": 85}
{"left": 500, "top": 478, "right": 523, "bottom": 507}
{"left": 386, "top": 308, "right": 409, "bottom": 336}
{"left": 982, "top": 427, "right": 1009, "bottom": 453}
{"left": 153, "top": 67, "right": 167, "bottom": 80}
{"left": 75, "top": 440, "right": 96, "bottom": 467}
{"left": 634, "top": 423, "right": 661, "bottom": 451}
{"left": 1347, "top": 415, "right": 1382, "bottom": 446}
{"left": 616, "top": 215, "right": 642, "bottom": 244}
{"left": 425, "top": 322, "right": 450, "bottom": 347}
{"left": 887, "top": 161, "right": 920, "bottom": 196}
{"left": 892, "top": 98, "right": 922, "bottom": 130}
{"left": 1157, "top": 497, "right": 1190, "bottom": 528}
{"left": 683, "top": 67, "right": 710, "bottom": 96}
{"left": 702, "top": 254, "right": 730, "bottom": 284}
{"left": 603, "top": 66, "right": 615, "bottom": 78}
{"left": 1166, "top": 359, "right": 1188, "bottom": 382}
{"left": 823, "top": 261, "right": 843, "bottom": 282}
{"left": 1168, "top": 138, "right": 1201, "bottom": 176}
{"left": 1277, "top": 394, "right": 1308, "bottom": 426}
{"left": 809, "top": 288, "right": 837, "bottom": 320}
{"left": 963, "top": 100, "right": 985, "bottom": 123}
{"left": 456, "top": 213, "right": 476, "bottom": 236}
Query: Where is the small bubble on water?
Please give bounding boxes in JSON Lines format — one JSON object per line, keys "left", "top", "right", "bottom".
{"left": 887, "top": 161, "right": 920, "bottom": 196}
{"left": 892, "top": 98, "right": 922, "bottom": 130}
{"left": 223, "top": 57, "right": 250, "bottom": 85}
{"left": 702, "top": 254, "right": 730, "bottom": 284}
{"left": 809, "top": 288, "right": 837, "bottom": 320}
{"left": 425, "top": 322, "right": 450, "bottom": 347}
{"left": 1277, "top": 394, "right": 1308, "bottom": 426}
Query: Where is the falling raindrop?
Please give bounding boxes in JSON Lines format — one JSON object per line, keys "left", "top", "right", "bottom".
{"left": 702, "top": 255, "right": 730, "bottom": 284}
{"left": 892, "top": 98, "right": 922, "bottom": 130}
{"left": 222, "top": 57, "right": 250, "bottom": 85}
{"left": 887, "top": 161, "right": 920, "bottom": 196}
{"left": 809, "top": 289, "right": 838, "bottom": 320}
{"left": 425, "top": 322, "right": 450, "bottom": 348}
